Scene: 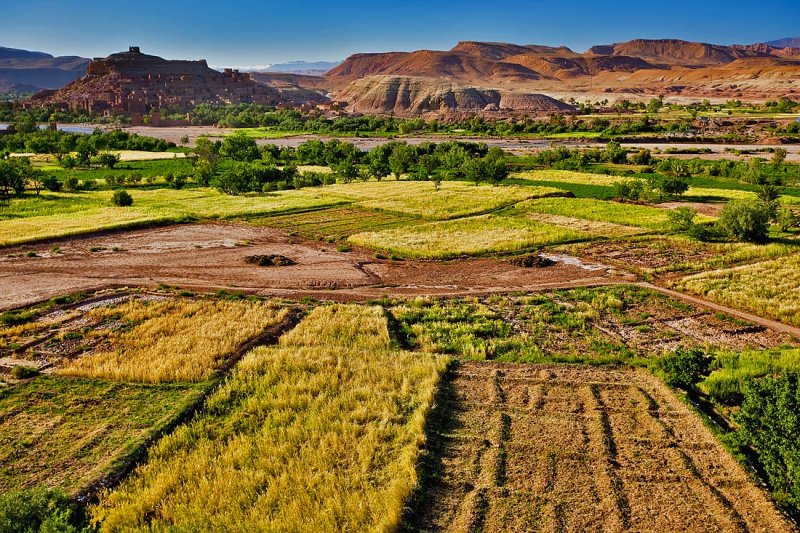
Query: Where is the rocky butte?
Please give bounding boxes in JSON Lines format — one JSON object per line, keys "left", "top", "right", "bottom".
{"left": 29, "top": 46, "right": 286, "bottom": 114}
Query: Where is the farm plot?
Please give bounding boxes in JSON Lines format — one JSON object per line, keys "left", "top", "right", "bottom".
{"left": 325, "top": 181, "right": 565, "bottom": 220}
{"left": 90, "top": 305, "right": 448, "bottom": 532}
{"left": 0, "top": 376, "right": 205, "bottom": 495}
{"left": 349, "top": 215, "right": 589, "bottom": 259}
{"left": 0, "top": 187, "right": 345, "bottom": 246}
{"left": 674, "top": 253, "right": 800, "bottom": 327}
{"left": 516, "top": 197, "right": 680, "bottom": 230}
{"left": 59, "top": 297, "right": 289, "bottom": 383}
{"left": 256, "top": 206, "right": 415, "bottom": 241}
{"left": 407, "top": 361, "right": 792, "bottom": 532}
{"left": 389, "top": 287, "right": 794, "bottom": 365}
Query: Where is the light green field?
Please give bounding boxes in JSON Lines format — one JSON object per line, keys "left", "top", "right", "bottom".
{"left": 674, "top": 253, "right": 800, "bottom": 326}
{"left": 349, "top": 214, "right": 589, "bottom": 258}
{"left": 512, "top": 169, "right": 626, "bottom": 187}
{"left": 517, "top": 197, "right": 676, "bottom": 230}
{"left": 326, "top": 181, "right": 565, "bottom": 220}
{"left": 0, "top": 188, "right": 346, "bottom": 246}
{"left": 91, "top": 305, "right": 448, "bottom": 532}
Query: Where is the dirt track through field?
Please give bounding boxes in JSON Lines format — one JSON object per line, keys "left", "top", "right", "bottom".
{"left": 408, "top": 361, "right": 794, "bottom": 532}
{"left": 639, "top": 282, "right": 800, "bottom": 339}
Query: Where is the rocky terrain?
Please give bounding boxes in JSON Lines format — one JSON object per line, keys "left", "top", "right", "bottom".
{"left": 336, "top": 75, "right": 573, "bottom": 117}
{"left": 325, "top": 39, "right": 800, "bottom": 105}
{"left": 0, "top": 46, "right": 89, "bottom": 93}
{"left": 29, "top": 47, "right": 287, "bottom": 113}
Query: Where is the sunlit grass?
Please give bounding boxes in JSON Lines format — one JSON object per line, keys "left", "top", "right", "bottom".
{"left": 349, "top": 214, "right": 588, "bottom": 258}
{"left": 60, "top": 299, "right": 288, "bottom": 383}
{"left": 674, "top": 253, "right": 800, "bottom": 326}
{"left": 91, "top": 305, "right": 448, "bottom": 532}
{"left": 0, "top": 188, "right": 345, "bottom": 246}
{"left": 326, "top": 180, "right": 565, "bottom": 220}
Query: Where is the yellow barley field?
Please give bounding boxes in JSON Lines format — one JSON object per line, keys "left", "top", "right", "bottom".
{"left": 60, "top": 299, "right": 288, "bottom": 383}
{"left": 90, "top": 305, "right": 448, "bottom": 532}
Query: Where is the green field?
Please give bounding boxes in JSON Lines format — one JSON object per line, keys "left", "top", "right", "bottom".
{"left": 0, "top": 376, "right": 205, "bottom": 495}
{"left": 349, "top": 213, "right": 589, "bottom": 258}
{"left": 0, "top": 187, "right": 346, "bottom": 246}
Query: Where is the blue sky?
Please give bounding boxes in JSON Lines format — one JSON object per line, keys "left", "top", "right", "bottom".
{"left": 3, "top": 0, "right": 798, "bottom": 66}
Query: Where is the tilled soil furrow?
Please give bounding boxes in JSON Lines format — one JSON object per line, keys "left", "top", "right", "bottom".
{"left": 407, "top": 362, "right": 794, "bottom": 533}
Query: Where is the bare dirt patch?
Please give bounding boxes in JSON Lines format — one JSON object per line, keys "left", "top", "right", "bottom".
{"left": 0, "top": 222, "right": 630, "bottom": 310}
{"left": 407, "top": 361, "right": 793, "bottom": 532}
{"left": 658, "top": 201, "right": 724, "bottom": 217}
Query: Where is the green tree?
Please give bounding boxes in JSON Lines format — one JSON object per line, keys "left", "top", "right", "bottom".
{"left": 737, "top": 374, "right": 800, "bottom": 512}
{"left": 717, "top": 200, "right": 771, "bottom": 243}
{"left": 220, "top": 132, "right": 260, "bottom": 162}
{"left": 388, "top": 143, "right": 415, "bottom": 180}
{"left": 97, "top": 152, "right": 120, "bottom": 169}
{"left": 657, "top": 347, "right": 711, "bottom": 390}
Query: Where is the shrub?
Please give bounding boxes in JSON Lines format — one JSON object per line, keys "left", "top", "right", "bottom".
{"left": 10, "top": 365, "right": 39, "bottom": 379}
{"left": 717, "top": 200, "right": 770, "bottom": 243}
{"left": 111, "top": 189, "right": 133, "bottom": 207}
{"left": 667, "top": 206, "right": 697, "bottom": 232}
{"left": 0, "top": 487, "right": 86, "bottom": 533}
{"left": 612, "top": 179, "right": 646, "bottom": 201}
{"left": 42, "top": 175, "right": 61, "bottom": 192}
{"left": 63, "top": 176, "right": 79, "bottom": 191}
{"left": 657, "top": 347, "right": 711, "bottom": 390}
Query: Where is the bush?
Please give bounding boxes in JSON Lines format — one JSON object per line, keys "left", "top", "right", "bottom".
{"left": 42, "top": 175, "right": 62, "bottom": 192}
{"left": 0, "top": 487, "right": 87, "bottom": 533}
{"left": 111, "top": 189, "right": 133, "bottom": 207}
{"left": 63, "top": 176, "right": 79, "bottom": 191}
{"left": 612, "top": 179, "right": 646, "bottom": 201}
{"left": 717, "top": 200, "right": 770, "bottom": 243}
{"left": 10, "top": 365, "right": 39, "bottom": 379}
{"left": 667, "top": 206, "right": 697, "bottom": 232}
{"left": 658, "top": 347, "right": 711, "bottom": 390}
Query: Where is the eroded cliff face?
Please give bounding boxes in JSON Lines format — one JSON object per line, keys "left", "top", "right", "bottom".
{"left": 335, "top": 76, "right": 573, "bottom": 117}
{"left": 31, "top": 47, "right": 287, "bottom": 113}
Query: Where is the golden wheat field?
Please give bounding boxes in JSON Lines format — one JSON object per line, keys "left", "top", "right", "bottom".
{"left": 60, "top": 299, "right": 288, "bottom": 383}
{"left": 90, "top": 305, "right": 448, "bottom": 532}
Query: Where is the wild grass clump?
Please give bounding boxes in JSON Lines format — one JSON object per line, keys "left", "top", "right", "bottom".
{"left": 91, "top": 305, "right": 448, "bottom": 532}
{"left": 60, "top": 299, "right": 287, "bottom": 383}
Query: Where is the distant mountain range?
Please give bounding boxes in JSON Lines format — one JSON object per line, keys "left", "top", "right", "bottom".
{"left": 10, "top": 37, "right": 800, "bottom": 118}
{"left": 263, "top": 60, "right": 342, "bottom": 75}
{"left": 765, "top": 37, "right": 800, "bottom": 49}
{"left": 0, "top": 46, "right": 89, "bottom": 93}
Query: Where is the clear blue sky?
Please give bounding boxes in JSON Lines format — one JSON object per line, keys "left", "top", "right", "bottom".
{"left": 3, "top": 0, "right": 798, "bottom": 66}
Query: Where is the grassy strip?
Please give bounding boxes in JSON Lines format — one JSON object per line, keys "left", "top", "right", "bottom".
{"left": 324, "top": 181, "right": 565, "bottom": 220}
{"left": 0, "top": 188, "right": 347, "bottom": 246}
